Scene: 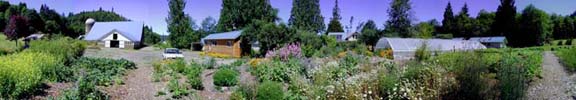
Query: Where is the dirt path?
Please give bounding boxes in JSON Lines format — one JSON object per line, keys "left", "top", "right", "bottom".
{"left": 84, "top": 47, "right": 168, "bottom": 100}
{"left": 525, "top": 51, "right": 574, "bottom": 99}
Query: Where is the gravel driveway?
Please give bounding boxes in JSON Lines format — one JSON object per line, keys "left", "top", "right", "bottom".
{"left": 525, "top": 51, "right": 575, "bottom": 100}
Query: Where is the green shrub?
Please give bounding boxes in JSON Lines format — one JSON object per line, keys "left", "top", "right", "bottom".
{"left": 72, "top": 57, "right": 136, "bottom": 86}
{"left": 498, "top": 53, "right": 529, "bottom": 100}
{"left": 557, "top": 47, "right": 576, "bottom": 71}
{"left": 185, "top": 62, "right": 204, "bottom": 90}
{"left": 213, "top": 68, "right": 239, "bottom": 86}
{"left": 257, "top": 81, "right": 285, "bottom": 100}
{"left": 0, "top": 52, "right": 53, "bottom": 98}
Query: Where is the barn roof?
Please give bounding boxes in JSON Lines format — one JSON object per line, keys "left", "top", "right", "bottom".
{"left": 468, "top": 36, "right": 506, "bottom": 43}
{"left": 84, "top": 21, "right": 144, "bottom": 41}
{"left": 375, "top": 38, "right": 487, "bottom": 52}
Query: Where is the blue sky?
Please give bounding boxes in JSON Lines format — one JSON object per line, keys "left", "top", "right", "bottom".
{"left": 7, "top": 0, "right": 576, "bottom": 35}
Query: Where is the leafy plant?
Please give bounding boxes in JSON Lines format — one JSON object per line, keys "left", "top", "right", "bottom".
{"left": 204, "top": 58, "right": 216, "bottom": 69}
{"left": 0, "top": 52, "right": 53, "bottom": 98}
{"left": 257, "top": 81, "right": 285, "bottom": 100}
{"left": 498, "top": 53, "right": 529, "bottom": 100}
{"left": 253, "top": 58, "right": 303, "bottom": 83}
{"left": 168, "top": 79, "right": 189, "bottom": 99}
{"left": 213, "top": 68, "right": 239, "bottom": 86}
{"left": 72, "top": 57, "right": 136, "bottom": 86}
{"left": 185, "top": 61, "right": 204, "bottom": 90}
{"left": 57, "top": 74, "right": 109, "bottom": 100}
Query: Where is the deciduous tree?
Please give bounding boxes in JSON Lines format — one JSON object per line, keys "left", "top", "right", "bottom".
{"left": 166, "top": 0, "right": 195, "bottom": 49}
{"left": 518, "top": 5, "right": 552, "bottom": 47}
{"left": 384, "top": 0, "right": 413, "bottom": 38}
{"left": 358, "top": 20, "right": 380, "bottom": 49}
{"left": 217, "top": 0, "right": 277, "bottom": 32}
{"left": 3, "top": 15, "right": 29, "bottom": 46}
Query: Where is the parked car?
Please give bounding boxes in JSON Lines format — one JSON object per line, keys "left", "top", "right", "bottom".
{"left": 163, "top": 48, "right": 184, "bottom": 59}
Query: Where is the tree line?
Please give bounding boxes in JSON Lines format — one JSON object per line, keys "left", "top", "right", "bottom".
{"left": 165, "top": 0, "right": 576, "bottom": 51}
{"left": 0, "top": 1, "right": 173, "bottom": 46}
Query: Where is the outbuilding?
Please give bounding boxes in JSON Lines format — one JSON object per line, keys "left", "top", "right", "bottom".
{"left": 327, "top": 32, "right": 360, "bottom": 42}
{"left": 201, "top": 30, "right": 243, "bottom": 58}
{"left": 375, "top": 38, "right": 487, "bottom": 60}
{"left": 84, "top": 18, "right": 144, "bottom": 49}
{"left": 468, "top": 36, "right": 507, "bottom": 48}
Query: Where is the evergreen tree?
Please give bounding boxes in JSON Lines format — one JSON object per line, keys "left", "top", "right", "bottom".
{"left": 454, "top": 3, "right": 473, "bottom": 38}
{"left": 384, "top": 0, "right": 413, "bottom": 38}
{"left": 518, "top": 5, "right": 551, "bottom": 47}
{"left": 326, "top": 0, "right": 344, "bottom": 33}
{"left": 564, "top": 17, "right": 575, "bottom": 39}
{"left": 289, "top": 0, "right": 325, "bottom": 33}
{"left": 442, "top": 2, "right": 455, "bottom": 35}
{"left": 166, "top": 0, "right": 195, "bottom": 49}
{"left": 216, "top": 0, "right": 277, "bottom": 32}
{"left": 493, "top": 0, "right": 517, "bottom": 44}
{"left": 25, "top": 10, "right": 44, "bottom": 33}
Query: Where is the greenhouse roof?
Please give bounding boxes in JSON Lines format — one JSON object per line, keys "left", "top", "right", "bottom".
{"left": 375, "top": 38, "right": 487, "bottom": 52}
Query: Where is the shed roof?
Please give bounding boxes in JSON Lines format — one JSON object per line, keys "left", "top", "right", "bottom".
{"left": 468, "top": 36, "right": 506, "bottom": 43}
{"left": 203, "top": 30, "right": 242, "bottom": 40}
{"left": 201, "top": 30, "right": 242, "bottom": 45}
{"left": 84, "top": 21, "right": 143, "bottom": 41}
{"left": 375, "top": 38, "right": 486, "bottom": 52}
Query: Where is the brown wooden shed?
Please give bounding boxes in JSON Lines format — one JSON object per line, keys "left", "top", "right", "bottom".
{"left": 201, "top": 30, "right": 243, "bottom": 58}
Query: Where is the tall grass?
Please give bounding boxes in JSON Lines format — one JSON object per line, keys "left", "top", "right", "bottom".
{"left": 557, "top": 47, "right": 576, "bottom": 71}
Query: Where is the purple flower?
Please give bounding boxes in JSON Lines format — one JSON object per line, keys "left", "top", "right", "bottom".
{"left": 265, "top": 43, "right": 302, "bottom": 61}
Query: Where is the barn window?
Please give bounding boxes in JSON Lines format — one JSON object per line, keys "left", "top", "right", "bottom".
{"left": 227, "top": 41, "right": 232, "bottom": 47}
{"left": 113, "top": 34, "right": 118, "bottom": 40}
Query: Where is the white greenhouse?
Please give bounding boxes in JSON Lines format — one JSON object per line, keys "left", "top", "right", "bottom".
{"left": 375, "top": 38, "right": 487, "bottom": 60}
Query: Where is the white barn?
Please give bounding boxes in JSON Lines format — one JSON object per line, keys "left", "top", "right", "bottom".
{"left": 375, "top": 38, "right": 487, "bottom": 60}
{"left": 84, "top": 19, "right": 144, "bottom": 49}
